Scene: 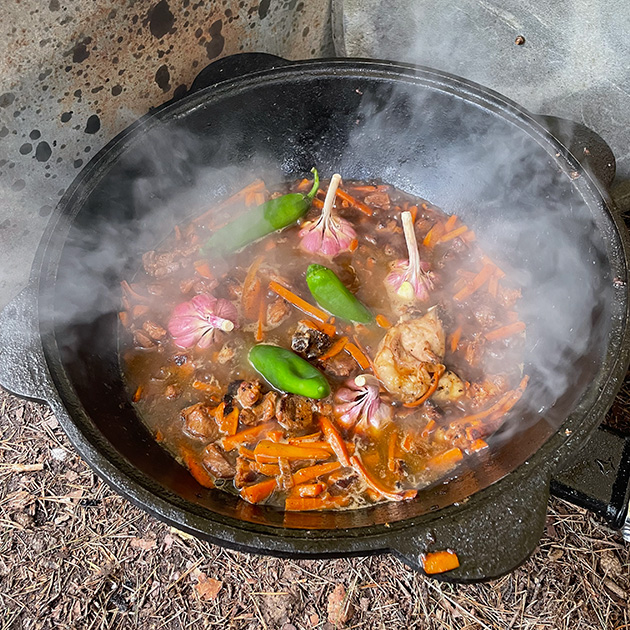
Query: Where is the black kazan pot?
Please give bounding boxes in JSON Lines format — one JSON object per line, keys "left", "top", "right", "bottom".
{"left": 1, "top": 54, "right": 629, "bottom": 582}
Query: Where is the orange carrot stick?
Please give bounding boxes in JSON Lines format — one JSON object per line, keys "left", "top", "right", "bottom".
{"left": 289, "top": 482, "right": 326, "bottom": 498}
{"left": 409, "top": 205, "right": 418, "bottom": 225}
{"left": 242, "top": 257, "right": 263, "bottom": 321}
{"left": 350, "top": 455, "right": 417, "bottom": 502}
{"left": 348, "top": 184, "right": 378, "bottom": 193}
{"left": 269, "top": 281, "right": 329, "bottom": 323}
{"left": 387, "top": 429, "right": 398, "bottom": 473}
{"left": 240, "top": 478, "right": 276, "bottom": 504}
{"left": 422, "top": 223, "right": 444, "bottom": 248}
{"left": 222, "top": 422, "right": 274, "bottom": 451}
{"left": 469, "top": 439, "right": 489, "bottom": 452}
{"left": 132, "top": 385, "right": 143, "bottom": 402}
{"left": 488, "top": 273, "right": 499, "bottom": 298}
{"left": 292, "top": 462, "right": 342, "bottom": 485}
{"left": 345, "top": 341, "right": 371, "bottom": 370}
{"left": 439, "top": 225, "right": 468, "bottom": 243}
{"left": 312, "top": 197, "right": 324, "bottom": 210}
{"left": 400, "top": 433, "right": 414, "bottom": 452}
{"left": 426, "top": 447, "right": 463, "bottom": 470}
{"left": 253, "top": 440, "right": 331, "bottom": 462}
{"left": 288, "top": 432, "right": 322, "bottom": 443}
{"left": 336, "top": 189, "right": 374, "bottom": 216}
{"left": 217, "top": 407, "right": 239, "bottom": 436}
{"left": 256, "top": 298, "right": 266, "bottom": 342}
{"left": 376, "top": 314, "right": 392, "bottom": 329}
{"left": 119, "top": 311, "right": 131, "bottom": 328}
{"left": 422, "top": 550, "right": 460, "bottom": 575}
{"left": 250, "top": 461, "right": 281, "bottom": 476}
{"left": 193, "top": 179, "right": 265, "bottom": 225}
{"left": 284, "top": 494, "right": 349, "bottom": 511}
{"left": 481, "top": 255, "right": 506, "bottom": 278}
{"left": 444, "top": 214, "right": 458, "bottom": 232}
{"left": 404, "top": 365, "right": 445, "bottom": 408}
{"left": 456, "top": 376, "right": 528, "bottom": 425}
{"left": 450, "top": 326, "right": 462, "bottom": 353}
{"left": 299, "top": 318, "right": 336, "bottom": 338}
{"left": 319, "top": 415, "right": 351, "bottom": 467}
{"left": 238, "top": 446, "right": 256, "bottom": 460}
{"left": 421, "top": 419, "right": 436, "bottom": 438}
{"left": 484, "top": 321, "right": 526, "bottom": 342}
{"left": 193, "top": 260, "right": 214, "bottom": 279}
{"left": 453, "top": 263, "right": 495, "bottom": 301}
{"left": 287, "top": 440, "right": 333, "bottom": 452}
{"left": 181, "top": 448, "right": 215, "bottom": 489}
{"left": 318, "top": 336, "right": 348, "bottom": 361}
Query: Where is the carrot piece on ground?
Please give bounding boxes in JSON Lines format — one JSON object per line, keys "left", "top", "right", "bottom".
{"left": 256, "top": 297, "right": 266, "bottom": 342}
{"left": 421, "top": 419, "right": 436, "bottom": 438}
{"left": 453, "top": 263, "right": 496, "bottom": 301}
{"left": 132, "top": 386, "right": 143, "bottom": 402}
{"left": 240, "top": 478, "right": 276, "bottom": 504}
{"left": 181, "top": 448, "right": 215, "bottom": 489}
{"left": 426, "top": 447, "right": 464, "bottom": 471}
{"left": 250, "top": 461, "right": 281, "bottom": 476}
{"left": 289, "top": 483, "right": 326, "bottom": 498}
{"left": 484, "top": 321, "right": 526, "bottom": 342}
{"left": 439, "top": 225, "right": 469, "bottom": 243}
{"left": 345, "top": 341, "right": 371, "bottom": 370}
{"left": 193, "top": 260, "right": 214, "bottom": 279}
{"left": 319, "top": 336, "right": 348, "bottom": 361}
{"left": 253, "top": 440, "right": 331, "bottom": 462}
{"left": 292, "top": 462, "right": 342, "bottom": 485}
{"left": 422, "top": 550, "right": 460, "bottom": 575}
{"left": 376, "top": 314, "right": 392, "bottom": 329}
{"left": 404, "top": 365, "right": 445, "bottom": 408}
{"left": 222, "top": 422, "right": 274, "bottom": 451}
{"left": 269, "top": 281, "right": 329, "bottom": 323}
{"left": 284, "top": 494, "right": 349, "bottom": 511}
{"left": 299, "top": 318, "right": 336, "bottom": 337}
{"left": 387, "top": 429, "right": 399, "bottom": 473}
{"left": 193, "top": 179, "right": 265, "bottom": 225}
{"left": 319, "top": 415, "right": 351, "bottom": 467}
{"left": 450, "top": 326, "right": 463, "bottom": 353}
{"left": 336, "top": 188, "right": 374, "bottom": 216}
{"left": 350, "top": 455, "right": 416, "bottom": 502}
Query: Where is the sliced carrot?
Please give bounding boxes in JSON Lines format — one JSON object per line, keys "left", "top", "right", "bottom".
{"left": 456, "top": 376, "right": 528, "bottom": 425}
{"left": 376, "top": 314, "right": 392, "bottom": 329}
{"left": 288, "top": 432, "right": 322, "bottom": 443}
{"left": 286, "top": 440, "right": 333, "bottom": 452}
{"left": 409, "top": 205, "right": 418, "bottom": 225}
{"left": 319, "top": 336, "right": 348, "bottom": 361}
{"left": 292, "top": 462, "right": 342, "bottom": 485}
{"left": 132, "top": 386, "right": 143, "bottom": 402}
{"left": 119, "top": 311, "right": 130, "bottom": 328}
{"left": 484, "top": 321, "right": 526, "bottom": 342}
{"left": 222, "top": 422, "right": 274, "bottom": 451}
{"left": 217, "top": 407, "right": 239, "bottom": 436}
{"left": 422, "top": 223, "right": 444, "bottom": 248}
{"left": 444, "top": 214, "right": 458, "bottom": 232}
{"left": 439, "top": 225, "right": 468, "bottom": 243}
{"left": 387, "top": 429, "right": 398, "bottom": 473}
{"left": 345, "top": 341, "right": 371, "bottom": 370}
{"left": 193, "top": 260, "right": 213, "bottom": 279}
{"left": 349, "top": 238, "right": 359, "bottom": 252}
{"left": 242, "top": 256, "right": 263, "bottom": 321}
{"left": 290, "top": 483, "right": 326, "bottom": 498}
{"left": 400, "top": 433, "right": 414, "bottom": 452}
{"left": 284, "top": 494, "right": 350, "bottom": 511}
{"left": 296, "top": 178, "right": 311, "bottom": 191}
{"left": 250, "top": 461, "right": 281, "bottom": 476}
{"left": 404, "top": 365, "right": 445, "bottom": 408}
{"left": 453, "top": 263, "right": 495, "bottom": 302}
{"left": 155, "top": 429, "right": 164, "bottom": 442}
{"left": 481, "top": 255, "right": 506, "bottom": 278}
{"left": 240, "top": 478, "right": 276, "bottom": 504}
{"left": 319, "top": 415, "right": 351, "bottom": 467}
{"left": 426, "top": 447, "right": 464, "bottom": 471}
{"left": 336, "top": 188, "right": 374, "bottom": 216}
{"left": 422, "top": 550, "right": 460, "bottom": 575}
{"left": 192, "top": 380, "right": 222, "bottom": 395}
{"left": 312, "top": 197, "right": 324, "bottom": 210}
{"left": 488, "top": 273, "right": 499, "bottom": 298}
{"left": 256, "top": 298, "right": 266, "bottom": 342}
{"left": 269, "top": 281, "right": 329, "bottom": 323}
{"left": 449, "top": 326, "right": 463, "bottom": 353}
{"left": 299, "top": 318, "right": 336, "bottom": 337}
{"left": 469, "top": 439, "right": 489, "bottom": 452}
{"left": 421, "top": 419, "right": 436, "bottom": 438}
{"left": 266, "top": 429, "right": 284, "bottom": 442}
{"left": 253, "top": 440, "right": 331, "bottom": 462}
{"left": 181, "top": 448, "right": 214, "bottom": 489}
{"left": 348, "top": 184, "right": 378, "bottom": 193}
{"left": 193, "top": 179, "right": 265, "bottom": 226}
{"left": 253, "top": 192, "right": 266, "bottom": 206}
{"left": 350, "top": 456, "right": 416, "bottom": 502}
{"left": 238, "top": 446, "right": 256, "bottom": 460}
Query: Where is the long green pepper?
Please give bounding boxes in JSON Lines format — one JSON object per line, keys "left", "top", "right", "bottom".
{"left": 306, "top": 264, "right": 374, "bottom": 324}
{"left": 248, "top": 344, "right": 330, "bottom": 399}
{"left": 200, "top": 168, "right": 319, "bottom": 256}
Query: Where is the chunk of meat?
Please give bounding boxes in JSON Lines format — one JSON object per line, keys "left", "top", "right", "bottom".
{"left": 234, "top": 456, "right": 257, "bottom": 488}
{"left": 142, "top": 250, "right": 181, "bottom": 278}
{"left": 467, "top": 374, "right": 510, "bottom": 408}
{"left": 142, "top": 320, "right": 167, "bottom": 340}
{"left": 319, "top": 352, "right": 356, "bottom": 379}
{"left": 432, "top": 370, "right": 465, "bottom": 404}
{"left": 181, "top": 403, "right": 218, "bottom": 440}
{"left": 363, "top": 192, "right": 391, "bottom": 210}
{"left": 291, "top": 322, "right": 332, "bottom": 360}
{"left": 238, "top": 408, "right": 258, "bottom": 426}
{"left": 216, "top": 342, "right": 236, "bottom": 365}
{"left": 164, "top": 384, "right": 179, "bottom": 399}
{"left": 275, "top": 395, "right": 314, "bottom": 433}
{"left": 373, "top": 310, "right": 446, "bottom": 404}
{"left": 253, "top": 391, "right": 277, "bottom": 423}
{"left": 202, "top": 444, "right": 235, "bottom": 478}
{"left": 236, "top": 381, "right": 262, "bottom": 408}
{"left": 133, "top": 329, "right": 155, "bottom": 348}
{"left": 497, "top": 286, "right": 522, "bottom": 309}
{"left": 265, "top": 297, "right": 292, "bottom": 330}
{"left": 327, "top": 468, "right": 360, "bottom": 495}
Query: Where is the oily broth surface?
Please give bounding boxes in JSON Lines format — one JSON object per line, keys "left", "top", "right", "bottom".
{"left": 122, "top": 178, "right": 525, "bottom": 509}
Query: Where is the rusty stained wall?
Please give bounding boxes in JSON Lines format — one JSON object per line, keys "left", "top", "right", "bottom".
{"left": 0, "top": 0, "right": 333, "bottom": 308}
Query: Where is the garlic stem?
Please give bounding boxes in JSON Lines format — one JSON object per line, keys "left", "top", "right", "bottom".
{"left": 321, "top": 173, "right": 342, "bottom": 226}
{"left": 401, "top": 211, "right": 420, "bottom": 273}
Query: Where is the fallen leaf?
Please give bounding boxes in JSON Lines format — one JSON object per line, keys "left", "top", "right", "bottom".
{"left": 130, "top": 537, "right": 157, "bottom": 551}
{"left": 327, "top": 584, "right": 353, "bottom": 627}
{"left": 194, "top": 572, "right": 222, "bottom": 600}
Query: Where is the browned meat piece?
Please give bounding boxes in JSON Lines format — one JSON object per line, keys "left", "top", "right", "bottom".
{"left": 364, "top": 192, "right": 391, "bottom": 210}
{"left": 253, "top": 391, "right": 277, "bottom": 423}
{"left": 291, "top": 322, "right": 332, "bottom": 360}
{"left": 472, "top": 303, "right": 497, "bottom": 329}
{"left": 179, "top": 277, "right": 196, "bottom": 294}
{"left": 202, "top": 444, "right": 235, "bottom": 478}
{"left": 133, "top": 329, "right": 155, "bottom": 348}
{"left": 319, "top": 352, "right": 356, "bottom": 378}
{"left": 497, "top": 286, "right": 522, "bottom": 309}
{"left": 468, "top": 375, "right": 509, "bottom": 408}
{"left": 142, "top": 250, "right": 181, "bottom": 278}
{"left": 220, "top": 276, "right": 242, "bottom": 301}
{"left": 142, "top": 320, "right": 167, "bottom": 340}
{"left": 275, "top": 395, "right": 314, "bottom": 433}
{"left": 327, "top": 468, "right": 360, "bottom": 494}
{"left": 164, "top": 384, "right": 179, "bottom": 399}
{"left": 131, "top": 304, "right": 150, "bottom": 319}
{"left": 234, "top": 456, "right": 257, "bottom": 488}
{"left": 147, "top": 283, "right": 165, "bottom": 296}
{"left": 265, "top": 297, "right": 291, "bottom": 329}
{"left": 236, "top": 381, "right": 262, "bottom": 408}
{"left": 181, "top": 403, "right": 218, "bottom": 440}
{"left": 463, "top": 335, "right": 485, "bottom": 368}
{"left": 216, "top": 342, "right": 236, "bottom": 365}
{"left": 238, "top": 408, "right": 258, "bottom": 426}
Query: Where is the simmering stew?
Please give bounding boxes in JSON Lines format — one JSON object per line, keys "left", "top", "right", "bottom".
{"left": 121, "top": 170, "right": 527, "bottom": 511}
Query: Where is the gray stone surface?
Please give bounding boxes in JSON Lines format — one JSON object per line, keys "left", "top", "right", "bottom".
{"left": 0, "top": 0, "right": 333, "bottom": 310}
{"left": 334, "top": 0, "right": 630, "bottom": 182}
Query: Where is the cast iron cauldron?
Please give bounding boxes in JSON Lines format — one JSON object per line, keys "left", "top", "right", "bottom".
{"left": 1, "top": 54, "right": 629, "bottom": 582}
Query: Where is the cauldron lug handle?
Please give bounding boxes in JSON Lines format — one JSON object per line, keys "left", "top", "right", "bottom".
{"left": 189, "top": 53, "right": 291, "bottom": 95}
{"left": 0, "top": 282, "right": 57, "bottom": 405}
{"left": 390, "top": 469, "right": 551, "bottom": 582}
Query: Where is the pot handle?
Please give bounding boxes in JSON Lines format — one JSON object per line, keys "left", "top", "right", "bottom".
{"left": 391, "top": 469, "right": 550, "bottom": 582}
{"left": 534, "top": 114, "right": 616, "bottom": 190}
{"left": 189, "top": 52, "right": 291, "bottom": 94}
{"left": 0, "top": 283, "right": 57, "bottom": 405}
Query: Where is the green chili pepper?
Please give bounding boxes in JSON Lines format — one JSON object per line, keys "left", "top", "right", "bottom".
{"left": 200, "top": 168, "right": 319, "bottom": 256}
{"left": 305, "top": 264, "right": 374, "bottom": 324}
{"left": 248, "top": 344, "right": 330, "bottom": 399}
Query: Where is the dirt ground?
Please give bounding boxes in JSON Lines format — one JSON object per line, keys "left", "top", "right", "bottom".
{"left": 1, "top": 386, "right": 628, "bottom": 630}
